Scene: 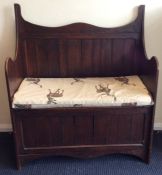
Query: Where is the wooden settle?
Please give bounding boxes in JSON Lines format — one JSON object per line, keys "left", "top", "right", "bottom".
{"left": 5, "top": 4, "right": 158, "bottom": 169}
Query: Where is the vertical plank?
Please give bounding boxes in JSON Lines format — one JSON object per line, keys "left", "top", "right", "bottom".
{"left": 36, "top": 39, "right": 60, "bottom": 77}
{"left": 59, "top": 39, "right": 68, "bottom": 77}
{"left": 24, "top": 39, "right": 38, "bottom": 76}
{"left": 130, "top": 114, "right": 145, "bottom": 143}
{"left": 123, "top": 39, "right": 136, "bottom": 75}
{"left": 49, "top": 116, "right": 63, "bottom": 146}
{"left": 111, "top": 39, "right": 125, "bottom": 76}
{"left": 100, "top": 39, "right": 112, "bottom": 76}
{"left": 81, "top": 40, "right": 93, "bottom": 76}
{"left": 66, "top": 40, "right": 81, "bottom": 76}
{"left": 93, "top": 115, "right": 107, "bottom": 144}
{"left": 74, "top": 114, "right": 93, "bottom": 145}
{"left": 62, "top": 116, "right": 75, "bottom": 146}
{"left": 21, "top": 117, "right": 52, "bottom": 147}
{"left": 91, "top": 39, "right": 101, "bottom": 75}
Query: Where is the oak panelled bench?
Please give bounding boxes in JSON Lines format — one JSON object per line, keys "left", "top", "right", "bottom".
{"left": 5, "top": 4, "right": 158, "bottom": 169}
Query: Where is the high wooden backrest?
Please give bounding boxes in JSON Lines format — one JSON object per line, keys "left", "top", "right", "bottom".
{"left": 15, "top": 4, "right": 146, "bottom": 78}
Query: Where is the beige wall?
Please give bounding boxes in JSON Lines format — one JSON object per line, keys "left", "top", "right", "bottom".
{"left": 0, "top": 0, "right": 162, "bottom": 131}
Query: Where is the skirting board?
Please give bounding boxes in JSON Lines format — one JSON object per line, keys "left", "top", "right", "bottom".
{"left": 0, "top": 124, "right": 12, "bottom": 132}
{"left": 0, "top": 123, "right": 162, "bottom": 132}
{"left": 154, "top": 123, "right": 162, "bottom": 131}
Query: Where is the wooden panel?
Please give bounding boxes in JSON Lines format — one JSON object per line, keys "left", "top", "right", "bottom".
{"left": 20, "top": 116, "right": 67, "bottom": 148}
{"left": 21, "top": 117, "right": 52, "bottom": 147}
{"left": 94, "top": 112, "right": 145, "bottom": 145}
{"left": 16, "top": 108, "right": 147, "bottom": 150}
{"left": 23, "top": 38, "right": 140, "bottom": 77}
{"left": 19, "top": 113, "right": 94, "bottom": 148}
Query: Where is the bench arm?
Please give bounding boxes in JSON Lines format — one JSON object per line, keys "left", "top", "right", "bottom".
{"left": 5, "top": 57, "right": 24, "bottom": 106}
{"left": 140, "top": 56, "right": 159, "bottom": 102}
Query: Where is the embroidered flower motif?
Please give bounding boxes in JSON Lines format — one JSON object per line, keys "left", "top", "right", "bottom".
{"left": 26, "top": 78, "right": 42, "bottom": 88}
{"left": 71, "top": 78, "right": 84, "bottom": 85}
{"left": 47, "top": 89, "right": 64, "bottom": 104}
{"left": 95, "top": 84, "right": 116, "bottom": 101}
{"left": 115, "top": 77, "right": 135, "bottom": 86}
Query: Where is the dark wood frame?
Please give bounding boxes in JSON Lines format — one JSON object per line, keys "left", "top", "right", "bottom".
{"left": 5, "top": 4, "right": 158, "bottom": 170}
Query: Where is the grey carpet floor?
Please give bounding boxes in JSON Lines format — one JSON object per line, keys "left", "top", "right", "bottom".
{"left": 0, "top": 132, "right": 162, "bottom": 175}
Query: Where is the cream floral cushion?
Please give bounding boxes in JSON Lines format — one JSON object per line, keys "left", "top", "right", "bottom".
{"left": 12, "top": 76, "right": 153, "bottom": 109}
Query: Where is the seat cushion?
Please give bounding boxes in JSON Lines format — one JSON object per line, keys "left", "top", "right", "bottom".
{"left": 12, "top": 76, "right": 153, "bottom": 109}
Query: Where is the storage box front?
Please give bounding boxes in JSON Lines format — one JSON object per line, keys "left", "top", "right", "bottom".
{"left": 13, "top": 107, "right": 151, "bottom": 154}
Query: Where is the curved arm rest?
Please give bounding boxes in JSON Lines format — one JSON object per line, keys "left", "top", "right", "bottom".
{"left": 144, "top": 56, "right": 158, "bottom": 74}
{"left": 140, "top": 56, "right": 159, "bottom": 101}
{"left": 5, "top": 57, "right": 24, "bottom": 106}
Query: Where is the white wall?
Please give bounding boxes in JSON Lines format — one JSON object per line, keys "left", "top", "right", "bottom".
{"left": 0, "top": 0, "right": 162, "bottom": 131}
